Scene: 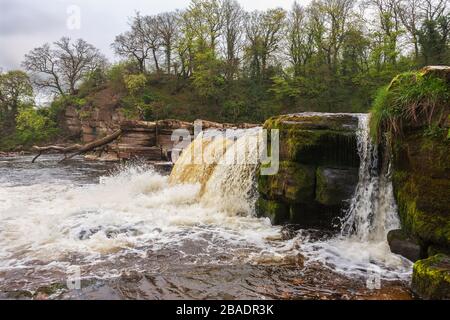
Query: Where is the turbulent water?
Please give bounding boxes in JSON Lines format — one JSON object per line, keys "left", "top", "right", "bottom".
{"left": 0, "top": 116, "right": 413, "bottom": 300}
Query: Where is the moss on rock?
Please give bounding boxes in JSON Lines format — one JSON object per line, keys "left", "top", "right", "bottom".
{"left": 256, "top": 198, "right": 289, "bottom": 225}
{"left": 258, "top": 161, "right": 316, "bottom": 204}
{"left": 412, "top": 254, "right": 450, "bottom": 300}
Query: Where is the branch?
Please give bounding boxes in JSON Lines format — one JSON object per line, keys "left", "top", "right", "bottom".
{"left": 32, "top": 129, "right": 122, "bottom": 163}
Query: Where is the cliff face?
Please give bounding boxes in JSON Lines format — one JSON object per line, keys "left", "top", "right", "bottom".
{"left": 62, "top": 88, "right": 126, "bottom": 143}
{"left": 256, "top": 113, "right": 360, "bottom": 229}
{"left": 380, "top": 66, "right": 450, "bottom": 299}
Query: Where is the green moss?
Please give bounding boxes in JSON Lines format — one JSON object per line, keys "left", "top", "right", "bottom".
{"left": 412, "top": 254, "right": 450, "bottom": 299}
{"left": 256, "top": 198, "right": 289, "bottom": 225}
{"left": 393, "top": 171, "right": 450, "bottom": 248}
{"left": 258, "top": 161, "right": 316, "bottom": 204}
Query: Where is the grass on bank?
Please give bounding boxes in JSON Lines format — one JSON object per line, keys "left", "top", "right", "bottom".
{"left": 370, "top": 70, "right": 449, "bottom": 144}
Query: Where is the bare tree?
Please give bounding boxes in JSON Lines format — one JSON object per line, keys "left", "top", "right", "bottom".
{"left": 222, "top": 0, "right": 244, "bottom": 80}
{"left": 140, "top": 15, "right": 162, "bottom": 73}
{"left": 398, "top": 0, "right": 424, "bottom": 59}
{"left": 23, "top": 37, "right": 106, "bottom": 96}
{"left": 112, "top": 13, "right": 160, "bottom": 73}
{"left": 420, "top": 0, "right": 448, "bottom": 20}
{"left": 157, "top": 11, "right": 179, "bottom": 74}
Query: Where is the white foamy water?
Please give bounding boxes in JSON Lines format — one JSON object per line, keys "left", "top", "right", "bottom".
{"left": 300, "top": 114, "right": 412, "bottom": 280}
{"left": 0, "top": 159, "right": 288, "bottom": 274}
{"left": 0, "top": 118, "right": 412, "bottom": 290}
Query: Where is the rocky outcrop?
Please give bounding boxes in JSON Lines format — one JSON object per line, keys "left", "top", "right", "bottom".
{"left": 256, "top": 113, "right": 360, "bottom": 229}
{"left": 379, "top": 66, "right": 450, "bottom": 299}
{"left": 81, "top": 118, "right": 258, "bottom": 162}
{"left": 412, "top": 254, "right": 450, "bottom": 299}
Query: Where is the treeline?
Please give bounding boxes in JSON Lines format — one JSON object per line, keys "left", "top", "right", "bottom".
{"left": 1, "top": 0, "right": 449, "bottom": 149}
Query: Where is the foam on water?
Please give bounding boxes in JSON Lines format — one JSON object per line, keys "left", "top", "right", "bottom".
{"left": 300, "top": 114, "right": 412, "bottom": 280}
{"left": 0, "top": 161, "right": 285, "bottom": 273}
{"left": 0, "top": 118, "right": 412, "bottom": 284}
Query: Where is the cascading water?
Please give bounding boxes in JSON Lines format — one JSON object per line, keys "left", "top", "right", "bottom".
{"left": 340, "top": 114, "right": 400, "bottom": 241}
{"left": 170, "top": 127, "right": 262, "bottom": 215}
{"left": 300, "top": 114, "right": 412, "bottom": 279}
{"left": 0, "top": 119, "right": 413, "bottom": 299}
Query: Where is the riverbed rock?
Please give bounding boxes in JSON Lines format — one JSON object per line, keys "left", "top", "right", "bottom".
{"left": 387, "top": 229, "right": 423, "bottom": 262}
{"left": 412, "top": 254, "right": 450, "bottom": 300}
{"left": 256, "top": 113, "right": 360, "bottom": 229}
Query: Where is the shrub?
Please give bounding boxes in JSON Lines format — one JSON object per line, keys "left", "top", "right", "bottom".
{"left": 15, "top": 108, "right": 59, "bottom": 146}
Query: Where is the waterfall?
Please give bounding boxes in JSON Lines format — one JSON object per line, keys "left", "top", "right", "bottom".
{"left": 299, "top": 114, "right": 411, "bottom": 279}
{"left": 340, "top": 114, "right": 400, "bottom": 241}
{"left": 169, "top": 127, "right": 262, "bottom": 215}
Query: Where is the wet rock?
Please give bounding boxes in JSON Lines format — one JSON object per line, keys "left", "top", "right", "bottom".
{"left": 316, "top": 167, "right": 358, "bottom": 206}
{"left": 258, "top": 162, "right": 316, "bottom": 203}
{"left": 256, "top": 198, "right": 289, "bottom": 225}
{"left": 257, "top": 113, "right": 360, "bottom": 230}
{"left": 387, "top": 229, "right": 422, "bottom": 262}
{"left": 264, "top": 113, "right": 359, "bottom": 167}
{"left": 412, "top": 254, "right": 450, "bottom": 300}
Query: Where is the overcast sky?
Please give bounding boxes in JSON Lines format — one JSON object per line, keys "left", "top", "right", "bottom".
{"left": 0, "top": 0, "right": 309, "bottom": 71}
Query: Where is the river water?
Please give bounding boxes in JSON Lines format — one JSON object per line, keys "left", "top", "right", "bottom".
{"left": 0, "top": 117, "right": 414, "bottom": 300}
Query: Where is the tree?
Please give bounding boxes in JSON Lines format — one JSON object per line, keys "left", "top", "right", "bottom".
{"left": 0, "top": 70, "right": 33, "bottom": 130}
{"left": 244, "top": 9, "right": 286, "bottom": 80}
{"left": 112, "top": 13, "right": 159, "bottom": 73}
{"left": 398, "top": 0, "right": 424, "bottom": 59}
{"left": 418, "top": 16, "right": 450, "bottom": 64}
{"left": 186, "top": 0, "right": 224, "bottom": 53}
{"left": 23, "top": 37, "right": 106, "bottom": 96}
{"left": 222, "top": 0, "right": 244, "bottom": 81}
{"left": 287, "top": 2, "right": 314, "bottom": 76}
{"left": 157, "top": 11, "right": 179, "bottom": 74}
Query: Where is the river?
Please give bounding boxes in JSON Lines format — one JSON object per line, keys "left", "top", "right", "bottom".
{"left": 0, "top": 117, "right": 414, "bottom": 300}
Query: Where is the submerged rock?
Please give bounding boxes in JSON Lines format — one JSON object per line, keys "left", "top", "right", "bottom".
{"left": 257, "top": 113, "right": 360, "bottom": 229}
{"left": 412, "top": 254, "right": 450, "bottom": 300}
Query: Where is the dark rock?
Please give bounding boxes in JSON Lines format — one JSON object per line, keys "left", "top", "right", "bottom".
{"left": 258, "top": 162, "right": 316, "bottom": 204}
{"left": 387, "top": 229, "right": 423, "bottom": 262}
{"left": 412, "top": 254, "right": 450, "bottom": 300}
{"left": 256, "top": 198, "right": 290, "bottom": 225}
{"left": 316, "top": 167, "right": 358, "bottom": 206}
{"left": 257, "top": 113, "right": 361, "bottom": 229}
{"left": 289, "top": 203, "right": 343, "bottom": 230}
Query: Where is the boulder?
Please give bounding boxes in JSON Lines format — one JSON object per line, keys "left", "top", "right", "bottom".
{"left": 412, "top": 254, "right": 450, "bottom": 300}
{"left": 387, "top": 229, "right": 423, "bottom": 262}
{"left": 258, "top": 162, "right": 316, "bottom": 204}
{"left": 265, "top": 114, "right": 359, "bottom": 167}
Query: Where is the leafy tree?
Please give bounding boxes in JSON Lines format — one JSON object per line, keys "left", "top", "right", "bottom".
{"left": 0, "top": 70, "right": 33, "bottom": 131}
